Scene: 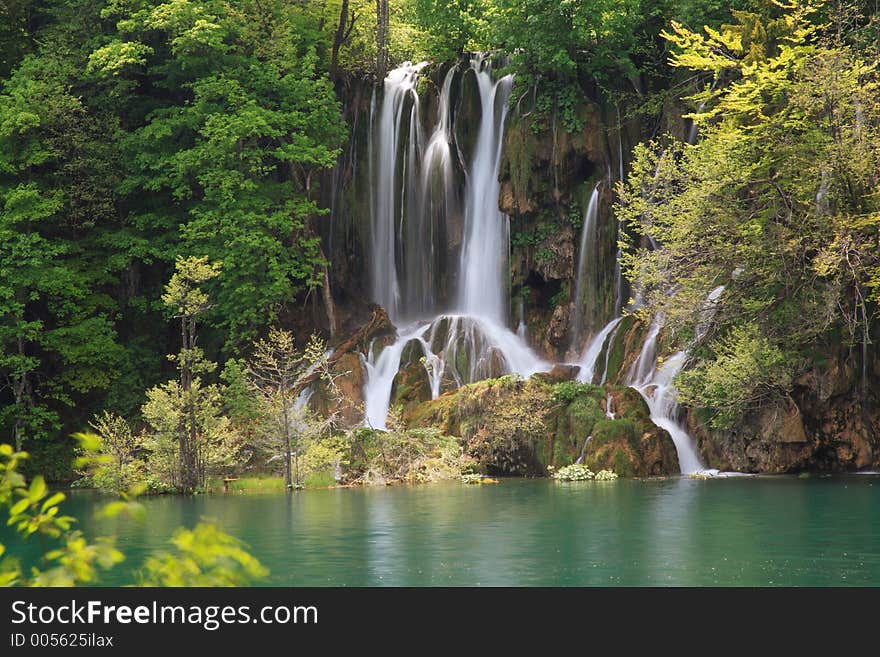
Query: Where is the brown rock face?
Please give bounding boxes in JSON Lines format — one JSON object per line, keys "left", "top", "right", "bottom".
{"left": 306, "top": 305, "right": 398, "bottom": 429}
{"left": 313, "top": 352, "right": 366, "bottom": 428}
{"left": 546, "top": 303, "right": 573, "bottom": 349}
{"left": 533, "top": 363, "right": 580, "bottom": 384}
{"left": 690, "top": 349, "right": 879, "bottom": 473}
{"left": 534, "top": 224, "right": 575, "bottom": 282}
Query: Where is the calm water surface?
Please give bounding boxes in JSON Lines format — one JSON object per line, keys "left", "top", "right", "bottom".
{"left": 5, "top": 476, "right": 880, "bottom": 586}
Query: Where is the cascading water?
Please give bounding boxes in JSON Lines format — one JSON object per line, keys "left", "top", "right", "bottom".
{"left": 571, "top": 183, "right": 601, "bottom": 351}
{"left": 457, "top": 57, "right": 513, "bottom": 321}
{"left": 623, "top": 312, "right": 709, "bottom": 474}
{"left": 362, "top": 324, "right": 431, "bottom": 430}
{"left": 362, "top": 57, "right": 713, "bottom": 468}
{"left": 370, "top": 62, "right": 426, "bottom": 322}
{"left": 362, "top": 56, "right": 547, "bottom": 429}
{"left": 576, "top": 317, "right": 622, "bottom": 384}
{"left": 628, "top": 349, "right": 704, "bottom": 474}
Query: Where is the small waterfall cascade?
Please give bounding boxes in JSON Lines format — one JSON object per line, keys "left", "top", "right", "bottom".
{"left": 362, "top": 56, "right": 547, "bottom": 429}
{"left": 627, "top": 316, "right": 662, "bottom": 384}
{"left": 599, "top": 319, "right": 624, "bottom": 385}
{"left": 362, "top": 324, "right": 431, "bottom": 430}
{"left": 574, "top": 435, "right": 592, "bottom": 465}
{"left": 571, "top": 183, "right": 601, "bottom": 351}
{"left": 362, "top": 314, "right": 547, "bottom": 430}
{"left": 627, "top": 349, "right": 704, "bottom": 474}
{"left": 624, "top": 311, "right": 712, "bottom": 474}
{"left": 516, "top": 297, "right": 527, "bottom": 340}
{"left": 576, "top": 317, "right": 623, "bottom": 384}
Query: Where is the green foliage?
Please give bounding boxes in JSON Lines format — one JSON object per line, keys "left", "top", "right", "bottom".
{"left": 245, "top": 327, "right": 333, "bottom": 489}
{"left": 619, "top": 0, "right": 880, "bottom": 421}
{"left": 301, "top": 435, "right": 348, "bottom": 487}
{"left": 677, "top": 323, "right": 795, "bottom": 429}
{"left": 0, "top": 0, "right": 346, "bottom": 473}
{"left": 141, "top": 378, "right": 239, "bottom": 488}
{"left": 552, "top": 381, "right": 598, "bottom": 404}
{"left": 0, "top": 37, "right": 126, "bottom": 455}
{"left": 2, "top": 439, "right": 267, "bottom": 587}
{"left": 138, "top": 522, "right": 268, "bottom": 586}
{"left": 95, "top": 0, "right": 345, "bottom": 348}
{"left": 594, "top": 468, "right": 618, "bottom": 481}
{"left": 591, "top": 419, "right": 637, "bottom": 448}
{"left": 347, "top": 426, "right": 469, "bottom": 484}
{"left": 206, "top": 475, "right": 286, "bottom": 492}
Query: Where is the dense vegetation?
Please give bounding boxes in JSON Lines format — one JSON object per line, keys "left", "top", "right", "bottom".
{"left": 619, "top": 2, "right": 880, "bottom": 429}
{"left": 1, "top": 0, "right": 878, "bottom": 485}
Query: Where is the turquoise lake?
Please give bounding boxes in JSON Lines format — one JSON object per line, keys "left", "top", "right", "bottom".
{"left": 4, "top": 475, "right": 879, "bottom": 586}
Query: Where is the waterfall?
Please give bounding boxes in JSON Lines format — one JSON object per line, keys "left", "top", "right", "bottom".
{"left": 362, "top": 314, "right": 546, "bottom": 430}
{"left": 516, "top": 297, "right": 527, "bottom": 340}
{"left": 629, "top": 350, "right": 703, "bottom": 474}
{"left": 571, "top": 183, "right": 601, "bottom": 350}
{"left": 576, "top": 317, "right": 622, "bottom": 384}
{"left": 627, "top": 316, "right": 661, "bottom": 384}
{"left": 574, "top": 435, "right": 592, "bottom": 465}
{"left": 370, "top": 62, "right": 426, "bottom": 322}
{"left": 362, "top": 324, "right": 431, "bottom": 430}
{"left": 362, "top": 56, "right": 547, "bottom": 429}
{"left": 599, "top": 319, "right": 623, "bottom": 385}
{"left": 625, "top": 318, "right": 705, "bottom": 474}
{"left": 457, "top": 57, "right": 514, "bottom": 321}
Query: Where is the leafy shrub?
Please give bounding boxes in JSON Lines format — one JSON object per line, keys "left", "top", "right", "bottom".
{"left": 677, "top": 323, "right": 795, "bottom": 429}
{"left": 552, "top": 381, "right": 594, "bottom": 404}
{"left": 550, "top": 463, "right": 594, "bottom": 481}
{"left": 594, "top": 469, "right": 618, "bottom": 481}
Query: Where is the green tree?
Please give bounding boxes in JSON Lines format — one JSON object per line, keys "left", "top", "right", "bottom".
{"left": 618, "top": 0, "right": 880, "bottom": 425}
{"left": 161, "top": 255, "right": 222, "bottom": 492}
{"left": 246, "top": 328, "right": 328, "bottom": 490}
{"left": 0, "top": 34, "right": 125, "bottom": 469}
{"left": 91, "top": 0, "right": 346, "bottom": 349}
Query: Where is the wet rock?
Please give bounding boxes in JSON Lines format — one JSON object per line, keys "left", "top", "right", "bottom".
{"left": 690, "top": 387, "right": 879, "bottom": 473}
{"left": 534, "top": 224, "right": 575, "bottom": 282}
{"left": 533, "top": 363, "right": 580, "bottom": 384}
{"left": 546, "top": 303, "right": 573, "bottom": 349}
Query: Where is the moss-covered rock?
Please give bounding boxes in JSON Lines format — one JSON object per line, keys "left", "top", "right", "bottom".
{"left": 405, "top": 376, "right": 679, "bottom": 477}
{"left": 390, "top": 347, "right": 432, "bottom": 416}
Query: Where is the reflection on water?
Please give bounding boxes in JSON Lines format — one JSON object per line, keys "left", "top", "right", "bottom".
{"left": 3, "top": 477, "right": 879, "bottom": 586}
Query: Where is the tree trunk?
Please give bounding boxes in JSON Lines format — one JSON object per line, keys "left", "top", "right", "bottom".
{"left": 179, "top": 313, "right": 199, "bottom": 493}
{"left": 376, "top": 0, "right": 388, "bottom": 79}
{"left": 282, "top": 394, "right": 292, "bottom": 490}
{"left": 178, "top": 315, "right": 190, "bottom": 492}
{"left": 330, "top": 0, "right": 349, "bottom": 82}
{"left": 322, "top": 259, "right": 338, "bottom": 337}
{"left": 13, "top": 337, "right": 27, "bottom": 451}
